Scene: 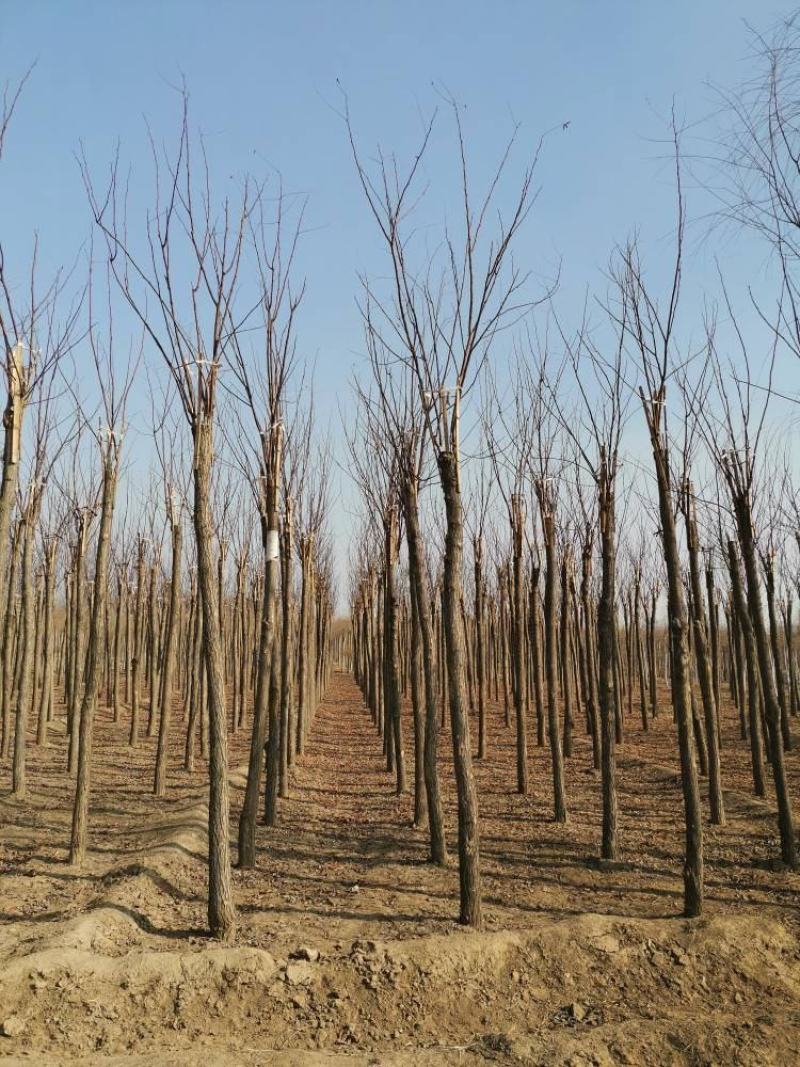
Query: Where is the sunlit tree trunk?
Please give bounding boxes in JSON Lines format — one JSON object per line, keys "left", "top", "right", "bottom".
{"left": 129, "top": 541, "right": 146, "bottom": 746}
{"left": 474, "top": 536, "right": 487, "bottom": 760}
{"left": 0, "top": 523, "right": 21, "bottom": 759}
{"left": 240, "top": 432, "right": 282, "bottom": 861}
{"left": 382, "top": 505, "right": 406, "bottom": 794}
{"left": 279, "top": 498, "right": 294, "bottom": 795}
{"left": 36, "top": 541, "right": 56, "bottom": 746}
{"left": 70, "top": 447, "right": 118, "bottom": 864}
{"left": 154, "top": 516, "right": 183, "bottom": 797}
{"left": 67, "top": 513, "right": 89, "bottom": 774}
{"left": 439, "top": 448, "right": 481, "bottom": 926}
{"left": 11, "top": 503, "right": 37, "bottom": 796}
{"left": 193, "top": 417, "right": 237, "bottom": 938}
{"left": 0, "top": 351, "right": 26, "bottom": 708}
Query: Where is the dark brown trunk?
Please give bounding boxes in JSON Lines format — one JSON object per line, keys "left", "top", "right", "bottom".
{"left": 511, "top": 497, "right": 528, "bottom": 793}
{"left": 643, "top": 394, "right": 702, "bottom": 917}
{"left": 400, "top": 479, "right": 447, "bottom": 865}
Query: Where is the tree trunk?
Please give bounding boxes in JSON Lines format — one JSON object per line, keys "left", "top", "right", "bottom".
{"left": 511, "top": 497, "right": 528, "bottom": 793}
{"left": 296, "top": 537, "right": 310, "bottom": 755}
{"left": 184, "top": 586, "right": 203, "bottom": 773}
{"left": 764, "top": 559, "right": 791, "bottom": 751}
{"left": 383, "top": 506, "right": 406, "bottom": 794}
{"left": 683, "top": 487, "right": 724, "bottom": 825}
{"left": 0, "top": 524, "right": 21, "bottom": 759}
{"left": 529, "top": 565, "right": 546, "bottom": 749}
{"left": 129, "top": 542, "right": 146, "bottom": 746}
{"left": 67, "top": 515, "right": 89, "bottom": 774}
{"left": 154, "top": 518, "right": 184, "bottom": 797}
{"left": 474, "top": 537, "right": 487, "bottom": 760}
{"left": 70, "top": 451, "right": 118, "bottom": 864}
{"left": 644, "top": 395, "right": 703, "bottom": 917}
{"left": 728, "top": 543, "right": 767, "bottom": 796}
{"left": 438, "top": 450, "right": 481, "bottom": 926}
{"left": 560, "top": 547, "right": 574, "bottom": 760}
{"left": 597, "top": 469, "right": 618, "bottom": 860}
{"left": 279, "top": 498, "right": 294, "bottom": 796}
{"left": 263, "top": 634, "right": 282, "bottom": 825}
{"left": 111, "top": 572, "right": 124, "bottom": 723}
{"left": 400, "top": 478, "right": 447, "bottom": 865}
{"left": 409, "top": 578, "right": 427, "bottom": 828}
{"left": 0, "top": 359, "right": 25, "bottom": 711}
{"left": 146, "top": 562, "right": 160, "bottom": 738}
{"left": 731, "top": 489, "right": 796, "bottom": 867}
{"left": 193, "top": 417, "right": 237, "bottom": 940}
{"left": 239, "top": 468, "right": 281, "bottom": 865}
{"left": 36, "top": 542, "right": 56, "bottom": 746}
{"left": 11, "top": 506, "right": 37, "bottom": 796}
{"left": 537, "top": 483, "right": 567, "bottom": 824}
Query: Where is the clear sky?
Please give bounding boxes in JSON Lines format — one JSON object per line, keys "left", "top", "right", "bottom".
{"left": 0, "top": 1, "right": 795, "bottom": 594}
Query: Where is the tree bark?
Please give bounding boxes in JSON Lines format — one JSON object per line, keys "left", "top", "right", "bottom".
{"left": 400, "top": 478, "right": 447, "bottom": 865}
{"left": 36, "top": 541, "right": 56, "bottom": 746}
{"left": 193, "top": 417, "right": 237, "bottom": 939}
{"left": 597, "top": 466, "right": 618, "bottom": 860}
{"left": 70, "top": 450, "right": 118, "bottom": 864}
{"left": 511, "top": 497, "right": 528, "bottom": 793}
{"left": 11, "top": 505, "right": 37, "bottom": 796}
{"left": 129, "top": 541, "right": 146, "bottom": 746}
{"left": 239, "top": 469, "right": 281, "bottom": 864}
{"left": 644, "top": 395, "right": 703, "bottom": 917}
{"left": 683, "top": 486, "right": 724, "bottom": 825}
{"left": 439, "top": 450, "right": 481, "bottom": 925}
{"left": 383, "top": 506, "right": 406, "bottom": 794}
{"left": 537, "top": 482, "right": 567, "bottom": 824}
{"left": 474, "top": 537, "right": 487, "bottom": 760}
{"left": 730, "top": 488, "right": 796, "bottom": 867}
{"left": 154, "top": 518, "right": 184, "bottom": 797}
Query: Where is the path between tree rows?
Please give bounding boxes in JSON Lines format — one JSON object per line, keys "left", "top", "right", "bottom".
{"left": 1, "top": 672, "right": 800, "bottom": 1064}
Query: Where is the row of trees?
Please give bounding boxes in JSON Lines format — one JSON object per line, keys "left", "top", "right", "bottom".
{"left": 0, "top": 88, "right": 335, "bottom": 941}
{"left": 3, "top": 13, "right": 800, "bottom": 940}
{"left": 341, "top": 18, "right": 800, "bottom": 924}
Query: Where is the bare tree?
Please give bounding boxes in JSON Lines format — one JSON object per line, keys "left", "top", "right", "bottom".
{"left": 10, "top": 347, "right": 70, "bottom": 795}
{"left": 613, "top": 138, "right": 704, "bottom": 913}
{"left": 347, "top": 95, "right": 543, "bottom": 925}
{"left": 523, "top": 353, "right": 568, "bottom": 823}
{"left": 83, "top": 95, "right": 258, "bottom": 939}
{"left": 485, "top": 364, "right": 536, "bottom": 795}
{"left": 228, "top": 187, "right": 305, "bottom": 863}
{"left": 696, "top": 306, "right": 796, "bottom": 867}
{"left": 549, "top": 294, "right": 633, "bottom": 858}
{"left": 152, "top": 393, "right": 187, "bottom": 798}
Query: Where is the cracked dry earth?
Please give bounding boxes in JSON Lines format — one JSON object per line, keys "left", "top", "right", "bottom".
{"left": 1, "top": 671, "right": 800, "bottom": 1065}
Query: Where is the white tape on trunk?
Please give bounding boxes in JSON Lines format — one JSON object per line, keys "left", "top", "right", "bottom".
{"left": 266, "top": 529, "right": 280, "bottom": 561}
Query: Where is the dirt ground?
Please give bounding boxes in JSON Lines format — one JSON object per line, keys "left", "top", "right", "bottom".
{"left": 1, "top": 672, "right": 800, "bottom": 1065}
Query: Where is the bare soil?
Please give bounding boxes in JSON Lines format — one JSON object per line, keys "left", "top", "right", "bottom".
{"left": 1, "top": 673, "right": 799, "bottom": 1065}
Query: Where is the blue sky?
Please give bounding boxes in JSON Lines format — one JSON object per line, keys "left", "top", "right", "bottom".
{"left": 0, "top": 1, "right": 795, "bottom": 592}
